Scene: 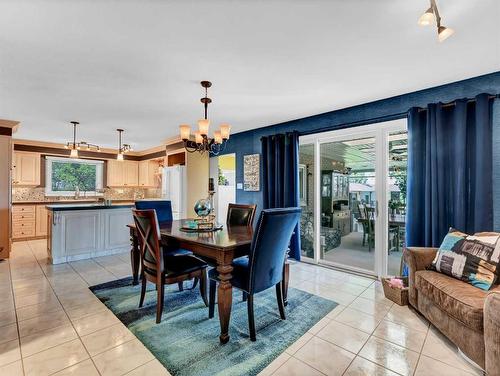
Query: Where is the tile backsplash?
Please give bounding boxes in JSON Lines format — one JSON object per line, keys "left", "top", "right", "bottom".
{"left": 12, "top": 187, "right": 162, "bottom": 202}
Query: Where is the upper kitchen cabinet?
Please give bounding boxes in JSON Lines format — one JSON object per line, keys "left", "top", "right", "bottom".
{"left": 12, "top": 151, "right": 40, "bottom": 186}
{"left": 138, "top": 160, "right": 158, "bottom": 187}
{"left": 107, "top": 159, "right": 138, "bottom": 187}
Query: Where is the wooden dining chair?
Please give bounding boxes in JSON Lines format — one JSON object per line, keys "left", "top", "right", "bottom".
{"left": 135, "top": 200, "right": 195, "bottom": 291}
{"left": 132, "top": 209, "right": 209, "bottom": 323}
{"left": 226, "top": 203, "right": 257, "bottom": 227}
{"left": 208, "top": 207, "right": 301, "bottom": 341}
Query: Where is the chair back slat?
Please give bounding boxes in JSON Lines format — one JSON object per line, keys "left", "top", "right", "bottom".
{"left": 135, "top": 200, "right": 173, "bottom": 223}
{"left": 227, "top": 203, "right": 257, "bottom": 227}
{"left": 248, "top": 207, "right": 301, "bottom": 294}
{"left": 132, "top": 209, "right": 163, "bottom": 275}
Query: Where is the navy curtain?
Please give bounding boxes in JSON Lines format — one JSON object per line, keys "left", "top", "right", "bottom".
{"left": 261, "top": 131, "right": 301, "bottom": 260}
{"left": 406, "top": 93, "right": 495, "bottom": 247}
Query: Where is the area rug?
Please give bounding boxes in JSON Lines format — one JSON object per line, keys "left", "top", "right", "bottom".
{"left": 89, "top": 278, "right": 337, "bottom": 376}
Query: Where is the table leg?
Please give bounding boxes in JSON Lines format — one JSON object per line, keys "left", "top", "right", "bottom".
{"left": 217, "top": 264, "right": 233, "bottom": 344}
{"left": 130, "top": 229, "right": 140, "bottom": 285}
{"left": 282, "top": 262, "right": 290, "bottom": 306}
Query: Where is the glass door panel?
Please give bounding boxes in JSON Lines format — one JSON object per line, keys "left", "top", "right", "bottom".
{"left": 299, "top": 143, "right": 315, "bottom": 260}
{"left": 387, "top": 130, "right": 408, "bottom": 275}
{"left": 319, "top": 137, "right": 377, "bottom": 273}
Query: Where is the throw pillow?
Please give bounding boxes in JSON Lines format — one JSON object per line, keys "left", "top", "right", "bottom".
{"left": 431, "top": 228, "right": 500, "bottom": 290}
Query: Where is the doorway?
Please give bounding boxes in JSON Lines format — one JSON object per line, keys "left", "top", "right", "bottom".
{"left": 210, "top": 153, "right": 236, "bottom": 223}
{"left": 299, "top": 119, "right": 407, "bottom": 278}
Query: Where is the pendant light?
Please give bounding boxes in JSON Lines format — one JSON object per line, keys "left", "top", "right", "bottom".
{"left": 418, "top": 0, "right": 454, "bottom": 42}
{"left": 64, "top": 121, "right": 100, "bottom": 158}
{"left": 116, "top": 129, "right": 132, "bottom": 161}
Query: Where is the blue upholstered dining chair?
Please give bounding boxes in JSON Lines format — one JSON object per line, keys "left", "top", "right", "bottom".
{"left": 135, "top": 200, "right": 194, "bottom": 291}
{"left": 208, "top": 207, "right": 301, "bottom": 341}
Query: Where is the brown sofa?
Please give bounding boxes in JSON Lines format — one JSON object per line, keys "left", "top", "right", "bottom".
{"left": 404, "top": 247, "right": 500, "bottom": 375}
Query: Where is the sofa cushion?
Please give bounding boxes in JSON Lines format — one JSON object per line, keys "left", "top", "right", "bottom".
{"left": 431, "top": 228, "right": 500, "bottom": 290}
{"left": 415, "top": 270, "right": 486, "bottom": 331}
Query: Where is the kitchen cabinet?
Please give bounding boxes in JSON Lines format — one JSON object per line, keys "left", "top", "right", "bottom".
{"left": 138, "top": 160, "right": 157, "bottom": 187}
{"left": 12, "top": 205, "right": 36, "bottom": 239}
{"left": 107, "top": 160, "right": 138, "bottom": 187}
{"left": 12, "top": 151, "right": 40, "bottom": 186}
{"left": 36, "top": 205, "right": 48, "bottom": 237}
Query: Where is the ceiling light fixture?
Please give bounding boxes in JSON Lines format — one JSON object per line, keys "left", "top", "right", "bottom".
{"left": 179, "top": 81, "right": 230, "bottom": 155}
{"left": 64, "top": 121, "right": 100, "bottom": 158}
{"left": 116, "top": 129, "right": 132, "bottom": 161}
{"left": 418, "top": 0, "right": 454, "bottom": 42}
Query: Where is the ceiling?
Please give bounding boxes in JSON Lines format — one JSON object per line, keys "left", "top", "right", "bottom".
{"left": 0, "top": 0, "right": 498, "bottom": 150}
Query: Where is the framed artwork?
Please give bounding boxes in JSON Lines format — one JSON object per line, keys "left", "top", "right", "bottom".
{"left": 243, "top": 154, "right": 260, "bottom": 191}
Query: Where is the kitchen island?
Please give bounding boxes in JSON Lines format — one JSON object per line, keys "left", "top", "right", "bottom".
{"left": 46, "top": 203, "right": 133, "bottom": 264}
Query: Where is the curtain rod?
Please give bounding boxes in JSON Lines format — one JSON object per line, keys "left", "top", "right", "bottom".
{"left": 417, "top": 94, "right": 499, "bottom": 112}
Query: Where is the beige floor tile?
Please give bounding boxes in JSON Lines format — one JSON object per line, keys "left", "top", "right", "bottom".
{"left": 285, "top": 332, "right": 313, "bottom": 355}
{"left": 0, "top": 310, "right": 16, "bottom": 327}
{"left": 422, "top": 327, "right": 483, "bottom": 374}
{"left": 65, "top": 299, "right": 108, "bottom": 320}
{"left": 16, "top": 299, "right": 63, "bottom": 322}
{"left": 415, "top": 355, "right": 479, "bottom": 376}
{"left": 52, "top": 359, "right": 100, "bottom": 376}
{"left": 316, "top": 320, "right": 370, "bottom": 354}
{"left": 344, "top": 356, "right": 399, "bottom": 376}
{"left": 72, "top": 309, "right": 120, "bottom": 337}
{"left": 384, "top": 304, "right": 429, "bottom": 332}
{"left": 334, "top": 307, "right": 382, "bottom": 334}
{"left": 259, "top": 353, "right": 291, "bottom": 376}
{"left": 23, "top": 339, "right": 89, "bottom": 376}
{"left": 125, "top": 359, "right": 171, "bottom": 376}
{"left": 373, "top": 319, "right": 427, "bottom": 352}
{"left": 307, "top": 317, "right": 331, "bottom": 335}
{"left": 18, "top": 310, "right": 70, "bottom": 338}
{"left": 0, "top": 339, "right": 21, "bottom": 367}
{"left": 0, "top": 359, "right": 24, "bottom": 376}
{"left": 57, "top": 290, "right": 99, "bottom": 309}
{"left": 325, "top": 304, "right": 345, "bottom": 319}
{"left": 0, "top": 323, "right": 19, "bottom": 344}
{"left": 81, "top": 323, "right": 135, "bottom": 356}
{"left": 316, "top": 287, "right": 358, "bottom": 305}
{"left": 358, "top": 336, "right": 419, "bottom": 376}
{"left": 0, "top": 299, "right": 15, "bottom": 314}
{"left": 295, "top": 336, "right": 355, "bottom": 376}
{"left": 14, "top": 290, "right": 59, "bottom": 309}
{"left": 273, "top": 356, "right": 324, "bottom": 376}
{"left": 348, "top": 296, "right": 393, "bottom": 317}
{"left": 325, "top": 281, "right": 367, "bottom": 296}
{"left": 359, "top": 286, "right": 389, "bottom": 302}
{"left": 20, "top": 323, "right": 78, "bottom": 357}
{"left": 92, "top": 339, "right": 155, "bottom": 376}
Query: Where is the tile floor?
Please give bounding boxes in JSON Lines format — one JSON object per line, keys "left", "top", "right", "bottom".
{"left": 0, "top": 239, "right": 484, "bottom": 376}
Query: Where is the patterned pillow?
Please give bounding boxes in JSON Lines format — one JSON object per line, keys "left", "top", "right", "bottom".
{"left": 431, "top": 228, "right": 500, "bottom": 290}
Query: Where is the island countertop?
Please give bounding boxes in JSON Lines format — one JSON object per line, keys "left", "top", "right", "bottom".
{"left": 46, "top": 203, "right": 134, "bottom": 211}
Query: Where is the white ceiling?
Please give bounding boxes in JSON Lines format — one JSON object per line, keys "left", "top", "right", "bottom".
{"left": 1, "top": 0, "right": 499, "bottom": 150}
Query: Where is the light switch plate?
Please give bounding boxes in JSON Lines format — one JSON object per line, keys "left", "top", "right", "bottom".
{"left": 236, "top": 183, "right": 243, "bottom": 190}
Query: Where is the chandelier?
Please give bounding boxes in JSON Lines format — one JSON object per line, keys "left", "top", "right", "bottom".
{"left": 179, "top": 81, "right": 230, "bottom": 155}
{"left": 116, "top": 129, "right": 133, "bottom": 161}
{"left": 64, "top": 121, "right": 100, "bottom": 158}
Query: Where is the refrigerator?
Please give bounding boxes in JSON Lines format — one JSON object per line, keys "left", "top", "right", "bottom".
{"left": 161, "top": 165, "right": 187, "bottom": 220}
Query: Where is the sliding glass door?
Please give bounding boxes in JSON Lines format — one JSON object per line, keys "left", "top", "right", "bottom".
{"left": 299, "top": 119, "right": 407, "bottom": 277}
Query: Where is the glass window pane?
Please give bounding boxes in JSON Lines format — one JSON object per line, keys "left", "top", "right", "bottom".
{"left": 299, "top": 144, "right": 314, "bottom": 259}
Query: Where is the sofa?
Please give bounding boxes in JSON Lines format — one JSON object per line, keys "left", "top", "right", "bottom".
{"left": 404, "top": 247, "right": 500, "bottom": 375}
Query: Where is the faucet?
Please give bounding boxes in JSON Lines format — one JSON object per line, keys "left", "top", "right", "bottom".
{"left": 74, "top": 186, "right": 80, "bottom": 200}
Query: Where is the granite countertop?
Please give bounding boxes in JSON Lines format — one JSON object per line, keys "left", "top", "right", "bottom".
{"left": 46, "top": 203, "right": 134, "bottom": 211}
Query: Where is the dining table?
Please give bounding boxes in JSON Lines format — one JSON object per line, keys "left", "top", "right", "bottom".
{"left": 127, "top": 219, "right": 290, "bottom": 344}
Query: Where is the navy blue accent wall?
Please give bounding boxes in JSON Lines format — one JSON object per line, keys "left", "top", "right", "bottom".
{"left": 217, "top": 71, "right": 500, "bottom": 230}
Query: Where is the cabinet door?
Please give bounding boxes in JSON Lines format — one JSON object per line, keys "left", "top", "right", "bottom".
{"left": 139, "top": 160, "right": 157, "bottom": 187}
{"left": 36, "top": 205, "right": 48, "bottom": 237}
{"left": 107, "top": 160, "right": 124, "bottom": 186}
{"left": 13, "top": 152, "right": 40, "bottom": 186}
{"left": 124, "top": 161, "right": 138, "bottom": 186}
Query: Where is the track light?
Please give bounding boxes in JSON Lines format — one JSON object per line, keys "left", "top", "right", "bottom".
{"left": 418, "top": 0, "right": 454, "bottom": 42}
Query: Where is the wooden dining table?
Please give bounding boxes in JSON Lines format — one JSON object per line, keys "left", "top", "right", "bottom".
{"left": 127, "top": 219, "right": 290, "bottom": 344}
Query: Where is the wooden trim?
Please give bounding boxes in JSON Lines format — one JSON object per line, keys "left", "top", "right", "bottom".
{"left": 0, "top": 127, "right": 13, "bottom": 136}
{"left": 13, "top": 139, "right": 141, "bottom": 156}
{"left": 139, "top": 150, "right": 166, "bottom": 160}
{"left": 14, "top": 144, "right": 141, "bottom": 161}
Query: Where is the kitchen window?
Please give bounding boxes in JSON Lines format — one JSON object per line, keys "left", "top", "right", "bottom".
{"left": 45, "top": 156, "right": 104, "bottom": 196}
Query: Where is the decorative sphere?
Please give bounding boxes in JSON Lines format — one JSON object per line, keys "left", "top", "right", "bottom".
{"left": 194, "top": 198, "right": 212, "bottom": 217}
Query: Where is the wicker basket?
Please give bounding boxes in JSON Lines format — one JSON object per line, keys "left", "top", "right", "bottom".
{"left": 381, "top": 276, "right": 409, "bottom": 306}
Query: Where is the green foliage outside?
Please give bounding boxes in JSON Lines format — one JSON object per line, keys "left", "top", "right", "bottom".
{"left": 52, "top": 161, "right": 96, "bottom": 191}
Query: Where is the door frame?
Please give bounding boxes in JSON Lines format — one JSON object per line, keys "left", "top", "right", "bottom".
{"left": 299, "top": 119, "right": 407, "bottom": 278}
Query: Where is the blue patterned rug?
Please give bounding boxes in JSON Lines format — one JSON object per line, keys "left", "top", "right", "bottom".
{"left": 89, "top": 278, "right": 337, "bottom": 376}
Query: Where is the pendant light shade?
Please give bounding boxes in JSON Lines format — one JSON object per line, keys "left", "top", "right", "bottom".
{"left": 418, "top": 7, "right": 435, "bottom": 26}
{"left": 198, "top": 119, "right": 210, "bottom": 136}
{"left": 65, "top": 121, "right": 100, "bottom": 158}
{"left": 438, "top": 26, "right": 454, "bottom": 42}
{"left": 116, "top": 129, "right": 132, "bottom": 161}
{"left": 70, "top": 148, "right": 79, "bottom": 158}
